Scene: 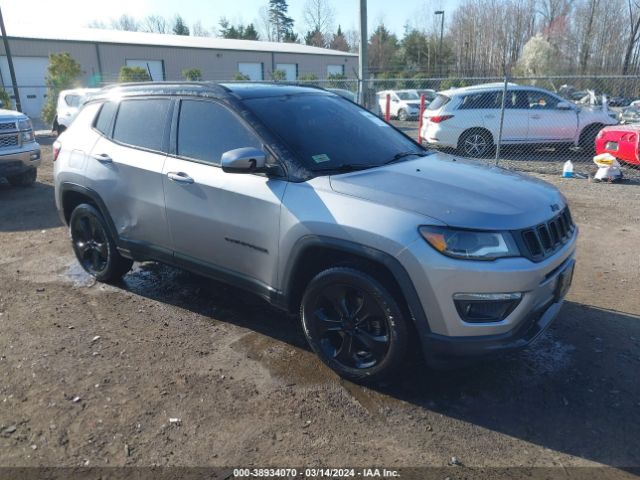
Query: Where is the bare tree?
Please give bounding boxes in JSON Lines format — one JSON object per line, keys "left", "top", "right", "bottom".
{"left": 141, "top": 15, "right": 170, "bottom": 34}
{"left": 622, "top": 0, "right": 640, "bottom": 74}
{"left": 302, "top": 0, "right": 335, "bottom": 39}
{"left": 191, "top": 21, "right": 211, "bottom": 37}
{"left": 110, "top": 14, "right": 139, "bottom": 32}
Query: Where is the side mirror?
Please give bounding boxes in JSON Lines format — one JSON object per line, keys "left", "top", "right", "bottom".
{"left": 557, "top": 101, "right": 573, "bottom": 110}
{"left": 221, "top": 147, "right": 266, "bottom": 174}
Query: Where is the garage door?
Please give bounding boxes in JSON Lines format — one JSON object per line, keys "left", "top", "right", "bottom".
{"left": 125, "top": 60, "right": 165, "bottom": 81}
{"left": 238, "top": 63, "right": 263, "bottom": 81}
{"left": 0, "top": 56, "right": 49, "bottom": 117}
{"left": 275, "top": 63, "right": 297, "bottom": 81}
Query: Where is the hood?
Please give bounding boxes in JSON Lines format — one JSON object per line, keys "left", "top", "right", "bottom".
{"left": 0, "top": 109, "right": 27, "bottom": 120}
{"left": 329, "top": 153, "right": 565, "bottom": 230}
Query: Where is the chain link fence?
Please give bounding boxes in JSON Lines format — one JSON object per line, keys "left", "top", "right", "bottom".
{"left": 294, "top": 75, "right": 640, "bottom": 181}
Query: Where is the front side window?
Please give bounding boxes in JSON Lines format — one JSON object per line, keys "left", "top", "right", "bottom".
{"left": 112, "top": 99, "right": 170, "bottom": 152}
{"left": 177, "top": 100, "right": 261, "bottom": 166}
{"left": 526, "top": 91, "right": 561, "bottom": 110}
{"left": 244, "top": 93, "right": 426, "bottom": 172}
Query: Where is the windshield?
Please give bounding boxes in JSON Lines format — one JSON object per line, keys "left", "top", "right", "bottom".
{"left": 397, "top": 91, "right": 420, "bottom": 100}
{"left": 244, "top": 94, "right": 426, "bottom": 173}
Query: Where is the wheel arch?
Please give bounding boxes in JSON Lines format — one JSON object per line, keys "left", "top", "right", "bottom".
{"left": 458, "top": 127, "right": 494, "bottom": 148}
{"left": 578, "top": 122, "right": 604, "bottom": 143}
{"left": 59, "top": 183, "right": 119, "bottom": 242}
{"left": 281, "top": 236, "right": 431, "bottom": 340}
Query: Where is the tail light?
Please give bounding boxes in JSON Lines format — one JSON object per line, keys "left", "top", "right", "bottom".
{"left": 53, "top": 141, "right": 61, "bottom": 162}
{"left": 428, "top": 115, "right": 454, "bottom": 123}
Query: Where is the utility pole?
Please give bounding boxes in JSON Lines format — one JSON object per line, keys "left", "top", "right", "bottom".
{"left": 435, "top": 10, "right": 445, "bottom": 76}
{"left": 0, "top": 6, "right": 21, "bottom": 112}
{"left": 358, "top": 0, "right": 368, "bottom": 107}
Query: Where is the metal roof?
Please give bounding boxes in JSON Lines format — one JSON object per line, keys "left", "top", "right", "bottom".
{"left": 5, "top": 23, "right": 357, "bottom": 58}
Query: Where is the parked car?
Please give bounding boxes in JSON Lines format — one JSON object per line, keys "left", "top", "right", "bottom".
{"left": 417, "top": 89, "right": 437, "bottom": 104}
{"left": 53, "top": 88, "right": 100, "bottom": 135}
{"left": 54, "top": 82, "right": 577, "bottom": 381}
{"left": 327, "top": 88, "right": 356, "bottom": 102}
{"left": 421, "top": 83, "right": 618, "bottom": 157}
{"left": 595, "top": 125, "right": 640, "bottom": 166}
{"left": 377, "top": 89, "right": 421, "bottom": 121}
{"left": 618, "top": 104, "right": 640, "bottom": 124}
{"left": 0, "top": 109, "right": 41, "bottom": 186}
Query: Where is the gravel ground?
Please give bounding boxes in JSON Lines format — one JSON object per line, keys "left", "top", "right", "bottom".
{"left": 0, "top": 135, "right": 639, "bottom": 477}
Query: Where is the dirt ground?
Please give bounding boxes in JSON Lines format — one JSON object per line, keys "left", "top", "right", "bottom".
{"left": 0, "top": 136, "right": 639, "bottom": 476}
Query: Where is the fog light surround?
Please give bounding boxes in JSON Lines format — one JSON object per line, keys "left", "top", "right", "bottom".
{"left": 453, "top": 292, "right": 522, "bottom": 323}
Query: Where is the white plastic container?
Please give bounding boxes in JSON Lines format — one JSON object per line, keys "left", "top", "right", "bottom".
{"left": 562, "top": 160, "right": 574, "bottom": 178}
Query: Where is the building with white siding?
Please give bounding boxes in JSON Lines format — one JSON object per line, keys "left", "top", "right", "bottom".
{"left": 0, "top": 24, "right": 358, "bottom": 117}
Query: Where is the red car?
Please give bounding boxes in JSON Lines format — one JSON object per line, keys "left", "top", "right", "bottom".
{"left": 595, "top": 125, "right": 640, "bottom": 166}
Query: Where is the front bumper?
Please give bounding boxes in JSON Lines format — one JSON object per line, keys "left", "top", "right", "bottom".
{"left": 397, "top": 228, "right": 577, "bottom": 362}
{"left": 0, "top": 144, "right": 41, "bottom": 177}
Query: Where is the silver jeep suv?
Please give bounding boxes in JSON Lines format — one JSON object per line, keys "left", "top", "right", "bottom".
{"left": 53, "top": 83, "right": 577, "bottom": 381}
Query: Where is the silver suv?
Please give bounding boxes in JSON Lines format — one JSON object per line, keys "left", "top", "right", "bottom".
{"left": 53, "top": 83, "right": 578, "bottom": 381}
{"left": 0, "top": 109, "right": 41, "bottom": 186}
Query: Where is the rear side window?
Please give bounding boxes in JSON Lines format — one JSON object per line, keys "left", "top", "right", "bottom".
{"left": 177, "top": 100, "right": 260, "bottom": 165}
{"left": 459, "top": 91, "right": 502, "bottom": 109}
{"left": 113, "top": 99, "right": 171, "bottom": 152}
{"left": 65, "top": 94, "right": 81, "bottom": 107}
{"left": 94, "top": 101, "right": 117, "bottom": 136}
{"left": 427, "top": 94, "right": 450, "bottom": 110}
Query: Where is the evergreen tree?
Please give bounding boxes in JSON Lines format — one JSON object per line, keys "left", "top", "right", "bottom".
{"left": 173, "top": 15, "right": 190, "bottom": 36}
{"left": 330, "top": 25, "right": 349, "bottom": 51}
{"left": 269, "top": 0, "right": 295, "bottom": 42}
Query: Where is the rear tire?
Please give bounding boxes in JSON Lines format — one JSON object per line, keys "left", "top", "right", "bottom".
{"left": 7, "top": 168, "right": 37, "bottom": 187}
{"left": 458, "top": 129, "right": 493, "bottom": 158}
{"left": 300, "top": 267, "right": 408, "bottom": 383}
{"left": 69, "top": 204, "right": 132, "bottom": 282}
{"left": 398, "top": 109, "right": 408, "bottom": 121}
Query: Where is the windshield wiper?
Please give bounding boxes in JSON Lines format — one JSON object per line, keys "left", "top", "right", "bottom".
{"left": 312, "top": 163, "right": 376, "bottom": 173}
{"left": 384, "top": 151, "right": 428, "bottom": 165}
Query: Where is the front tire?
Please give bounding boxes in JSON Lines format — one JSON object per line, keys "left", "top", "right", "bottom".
{"left": 398, "top": 109, "right": 408, "bottom": 121}
{"left": 7, "top": 168, "right": 37, "bottom": 187}
{"left": 300, "top": 267, "right": 408, "bottom": 382}
{"left": 579, "top": 124, "right": 603, "bottom": 153}
{"left": 69, "top": 204, "right": 132, "bottom": 282}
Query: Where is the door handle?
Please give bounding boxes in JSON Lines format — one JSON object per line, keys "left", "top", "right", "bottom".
{"left": 91, "top": 153, "right": 112, "bottom": 163}
{"left": 531, "top": 114, "right": 541, "bottom": 120}
{"left": 167, "top": 172, "right": 194, "bottom": 184}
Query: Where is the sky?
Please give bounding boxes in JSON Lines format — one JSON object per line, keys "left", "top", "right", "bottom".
{"left": 0, "top": 0, "right": 452, "bottom": 39}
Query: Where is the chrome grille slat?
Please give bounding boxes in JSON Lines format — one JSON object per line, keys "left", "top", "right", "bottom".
{"left": 0, "top": 135, "right": 19, "bottom": 148}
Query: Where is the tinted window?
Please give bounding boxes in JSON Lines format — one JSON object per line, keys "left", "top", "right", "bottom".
{"left": 459, "top": 91, "right": 502, "bottom": 109}
{"left": 177, "top": 100, "right": 260, "bottom": 165}
{"left": 427, "top": 94, "right": 450, "bottom": 110}
{"left": 112, "top": 99, "right": 170, "bottom": 151}
{"left": 94, "top": 101, "right": 118, "bottom": 136}
{"left": 245, "top": 93, "right": 426, "bottom": 171}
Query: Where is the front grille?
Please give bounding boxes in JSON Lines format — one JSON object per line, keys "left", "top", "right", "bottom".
{"left": 518, "top": 207, "right": 575, "bottom": 261}
{"left": 0, "top": 122, "right": 16, "bottom": 132}
{"left": 0, "top": 134, "right": 19, "bottom": 149}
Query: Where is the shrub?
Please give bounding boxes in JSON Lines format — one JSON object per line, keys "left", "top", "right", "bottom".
{"left": 41, "top": 52, "right": 83, "bottom": 123}
{"left": 233, "top": 72, "right": 250, "bottom": 81}
{"left": 119, "top": 66, "right": 151, "bottom": 82}
{"left": 0, "top": 88, "right": 12, "bottom": 110}
{"left": 182, "top": 68, "right": 203, "bottom": 81}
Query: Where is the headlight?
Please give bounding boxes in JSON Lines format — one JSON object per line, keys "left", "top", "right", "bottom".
{"left": 18, "top": 119, "right": 33, "bottom": 131}
{"left": 419, "top": 226, "right": 520, "bottom": 260}
{"left": 21, "top": 130, "right": 35, "bottom": 143}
